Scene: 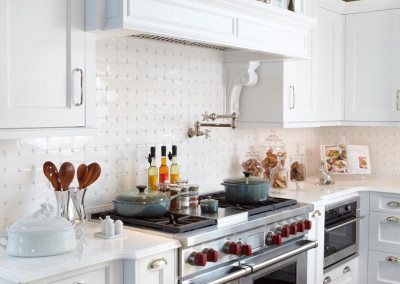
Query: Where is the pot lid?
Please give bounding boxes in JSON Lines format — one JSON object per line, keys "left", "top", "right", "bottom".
{"left": 223, "top": 172, "right": 267, "bottom": 185}
{"left": 8, "top": 203, "right": 74, "bottom": 233}
{"left": 114, "top": 185, "right": 169, "bottom": 204}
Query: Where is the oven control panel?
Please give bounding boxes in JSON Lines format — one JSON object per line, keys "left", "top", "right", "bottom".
{"left": 180, "top": 214, "right": 312, "bottom": 278}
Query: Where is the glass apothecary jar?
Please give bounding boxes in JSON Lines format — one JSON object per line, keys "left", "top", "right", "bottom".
{"left": 270, "top": 156, "right": 288, "bottom": 189}
{"left": 242, "top": 144, "right": 263, "bottom": 177}
{"left": 290, "top": 144, "right": 307, "bottom": 182}
{"left": 261, "top": 130, "right": 287, "bottom": 180}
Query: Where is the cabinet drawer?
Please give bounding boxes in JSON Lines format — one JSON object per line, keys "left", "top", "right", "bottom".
{"left": 370, "top": 192, "right": 400, "bottom": 214}
{"left": 368, "top": 250, "right": 400, "bottom": 284}
{"left": 53, "top": 267, "right": 106, "bottom": 284}
{"left": 369, "top": 211, "right": 400, "bottom": 254}
{"left": 323, "top": 256, "right": 358, "bottom": 284}
{"left": 137, "top": 249, "right": 176, "bottom": 284}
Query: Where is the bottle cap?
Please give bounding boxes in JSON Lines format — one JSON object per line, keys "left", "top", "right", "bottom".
{"left": 161, "top": 146, "right": 166, "bottom": 156}
{"left": 150, "top": 147, "right": 156, "bottom": 157}
{"left": 172, "top": 145, "right": 177, "bottom": 156}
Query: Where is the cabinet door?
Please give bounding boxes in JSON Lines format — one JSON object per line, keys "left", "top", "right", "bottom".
{"left": 318, "top": 8, "right": 343, "bottom": 122}
{"left": 368, "top": 250, "right": 400, "bottom": 284}
{"left": 345, "top": 10, "right": 400, "bottom": 122}
{"left": 284, "top": 60, "right": 316, "bottom": 123}
{"left": 307, "top": 206, "right": 325, "bottom": 284}
{"left": 0, "top": 0, "right": 86, "bottom": 129}
{"left": 137, "top": 249, "right": 177, "bottom": 284}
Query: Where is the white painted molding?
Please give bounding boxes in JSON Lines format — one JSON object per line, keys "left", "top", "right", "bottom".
{"left": 225, "top": 61, "right": 260, "bottom": 115}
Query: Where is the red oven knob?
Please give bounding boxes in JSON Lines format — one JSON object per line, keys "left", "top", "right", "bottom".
{"left": 241, "top": 244, "right": 252, "bottom": 256}
{"left": 304, "top": 219, "right": 312, "bottom": 230}
{"left": 224, "top": 242, "right": 241, "bottom": 255}
{"left": 289, "top": 223, "right": 298, "bottom": 235}
{"left": 297, "top": 221, "right": 306, "bottom": 233}
{"left": 203, "top": 248, "right": 219, "bottom": 263}
{"left": 281, "top": 226, "right": 290, "bottom": 238}
{"left": 272, "top": 234, "right": 282, "bottom": 246}
{"left": 189, "top": 252, "right": 207, "bottom": 266}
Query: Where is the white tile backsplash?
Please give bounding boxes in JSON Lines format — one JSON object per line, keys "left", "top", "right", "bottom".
{"left": 0, "top": 37, "right": 400, "bottom": 227}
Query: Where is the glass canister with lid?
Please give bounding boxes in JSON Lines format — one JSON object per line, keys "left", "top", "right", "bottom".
{"left": 270, "top": 156, "right": 288, "bottom": 189}
{"left": 242, "top": 144, "right": 263, "bottom": 177}
{"left": 290, "top": 144, "right": 307, "bottom": 182}
{"left": 261, "top": 130, "right": 287, "bottom": 180}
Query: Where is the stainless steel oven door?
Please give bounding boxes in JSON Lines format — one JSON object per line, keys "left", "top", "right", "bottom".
{"left": 180, "top": 239, "right": 317, "bottom": 284}
{"left": 324, "top": 215, "right": 364, "bottom": 268}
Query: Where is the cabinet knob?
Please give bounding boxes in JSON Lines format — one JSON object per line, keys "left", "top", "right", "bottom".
{"left": 148, "top": 258, "right": 168, "bottom": 270}
{"left": 312, "top": 210, "right": 321, "bottom": 217}
{"left": 343, "top": 266, "right": 351, "bottom": 274}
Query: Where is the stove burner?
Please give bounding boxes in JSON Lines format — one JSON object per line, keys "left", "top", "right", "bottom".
{"left": 200, "top": 192, "right": 297, "bottom": 216}
{"left": 91, "top": 211, "right": 216, "bottom": 234}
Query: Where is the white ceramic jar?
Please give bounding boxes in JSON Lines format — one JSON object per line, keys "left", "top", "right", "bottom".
{"left": 0, "top": 204, "right": 79, "bottom": 257}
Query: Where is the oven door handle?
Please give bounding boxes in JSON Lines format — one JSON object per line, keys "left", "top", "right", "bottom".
{"left": 207, "top": 240, "right": 318, "bottom": 284}
{"left": 251, "top": 240, "right": 318, "bottom": 274}
{"left": 325, "top": 216, "right": 365, "bottom": 233}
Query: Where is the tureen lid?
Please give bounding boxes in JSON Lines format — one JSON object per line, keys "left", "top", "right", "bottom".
{"left": 8, "top": 203, "right": 74, "bottom": 233}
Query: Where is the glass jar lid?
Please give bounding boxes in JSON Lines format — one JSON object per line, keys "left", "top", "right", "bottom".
{"left": 262, "top": 130, "right": 285, "bottom": 150}
{"left": 291, "top": 144, "right": 307, "bottom": 160}
{"left": 114, "top": 185, "right": 169, "bottom": 205}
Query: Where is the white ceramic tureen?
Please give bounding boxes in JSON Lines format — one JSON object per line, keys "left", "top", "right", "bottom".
{"left": 0, "top": 203, "right": 79, "bottom": 257}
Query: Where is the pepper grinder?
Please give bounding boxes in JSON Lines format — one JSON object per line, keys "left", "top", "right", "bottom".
{"left": 104, "top": 216, "right": 115, "bottom": 237}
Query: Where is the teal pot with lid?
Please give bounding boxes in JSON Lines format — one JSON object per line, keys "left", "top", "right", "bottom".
{"left": 221, "top": 172, "right": 271, "bottom": 205}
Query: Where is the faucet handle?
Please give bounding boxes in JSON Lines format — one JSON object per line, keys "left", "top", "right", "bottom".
{"left": 202, "top": 112, "right": 210, "bottom": 122}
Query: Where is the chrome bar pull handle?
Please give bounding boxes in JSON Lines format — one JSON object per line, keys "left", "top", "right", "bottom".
{"left": 397, "top": 90, "right": 400, "bottom": 111}
{"left": 73, "top": 68, "right": 84, "bottom": 106}
{"left": 289, "top": 86, "right": 295, "bottom": 109}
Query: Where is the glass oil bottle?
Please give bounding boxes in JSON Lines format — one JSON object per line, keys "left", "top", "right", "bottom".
{"left": 159, "top": 146, "right": 169, "bottom": 184}
{"left": 168, "top": 145, "right": 180, "bottom": 184}
{"left": 147, "top": 147, "right": 158, "bottom": 191}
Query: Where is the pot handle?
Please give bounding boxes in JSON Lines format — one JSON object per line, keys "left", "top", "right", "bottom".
{"left": 75, "top": 227, "right": 84, "bottom": 240}
{"left": 0, "top": 234, "right": 8, "bottom": 249}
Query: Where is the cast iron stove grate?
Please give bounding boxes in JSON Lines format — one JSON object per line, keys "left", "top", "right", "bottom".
{"left": 91, "top": 211, "right": 216, "bottom": 234}
{"left": 200, "top": 192, "right": 297, "bottom": 216}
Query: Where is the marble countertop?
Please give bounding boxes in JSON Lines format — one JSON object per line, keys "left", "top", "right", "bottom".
{"left": 270, "top": 176, "right": 400, "bottom": 205}
{"left": 0, "top": 222, "right": 181, "bottom": 283}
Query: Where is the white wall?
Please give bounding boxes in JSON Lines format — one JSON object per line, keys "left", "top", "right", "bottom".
{"left": 0, "top": 37, "right": 399, "bottom": 228}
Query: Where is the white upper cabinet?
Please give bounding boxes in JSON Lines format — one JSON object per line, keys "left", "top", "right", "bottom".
{"left": 0, "top": 0, "right": 95, "bottom": 134}
{"left": 90, "top": 0, "right": 317, "bottom": 58}
{"left": 318, "top": 8, "right": 343, "bottom": 123}
{"left": 344, "top": 9, "right": 400, "bottom": 123}
{"left": 237, "top": 60, "right": 316, "bottom": 128}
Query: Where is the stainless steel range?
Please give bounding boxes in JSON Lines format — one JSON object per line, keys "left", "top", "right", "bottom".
{"left": 93, "top": 193, "right": 317, "bottom": 284}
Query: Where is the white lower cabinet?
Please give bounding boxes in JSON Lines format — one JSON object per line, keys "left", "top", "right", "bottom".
{"left": 323, "top": 256, "right": 358, "bottom": 284}
{"left": 368, "top": 250, "right": 400, "bottom": 284}
{"left": 124, "top": 249, "right": 177, "bottom": 284}
{"left": 31, "top": 260, "right": 123, "bottom": 284}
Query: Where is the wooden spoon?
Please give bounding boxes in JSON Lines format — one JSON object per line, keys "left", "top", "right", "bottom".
{"left": 59, "top": 162, "right": 75, "bottom": 191}
{"left": 43, "top": 161, "right": 61, "bottom": 190}
{"left": 77, "top": 164, "right": 88, "bottom": 189}
{"left": 82, "top": 163, "right": 101, "bottom": 189}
